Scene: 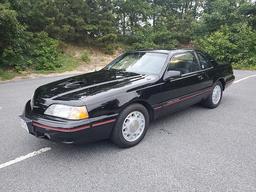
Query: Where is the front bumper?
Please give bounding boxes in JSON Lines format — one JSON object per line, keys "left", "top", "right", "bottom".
{"left": 21, "top": 101, "right": 118, "bottom": 144}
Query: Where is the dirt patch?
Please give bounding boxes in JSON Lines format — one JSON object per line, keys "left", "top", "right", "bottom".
{"left": 1, "top": 45, "right": 123, "bottom": 83}
{"left": 62, "top": 44, "right": 122, "bottom": 72}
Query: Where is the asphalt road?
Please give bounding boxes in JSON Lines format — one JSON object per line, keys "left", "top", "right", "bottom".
{"left": 0, "top": 70, "right": 256, "bottom": 192}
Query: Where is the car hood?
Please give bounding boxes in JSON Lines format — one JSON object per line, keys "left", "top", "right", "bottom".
{"left": 32, "top": 70, "right": 155, "bottom": 106}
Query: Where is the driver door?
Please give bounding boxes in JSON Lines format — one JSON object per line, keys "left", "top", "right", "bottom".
{"left": 157, "top": 51, "right": 209, "bottom": 113}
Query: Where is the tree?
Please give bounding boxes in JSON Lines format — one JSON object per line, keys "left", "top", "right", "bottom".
{"left": 0, "top": 3, "right": 23, "bottom": 55}
{"left": 195, "top": 24, "right": 256, "bottom": 68}
{"left": 1, "top": 0, "right": 256, "bottom": 71}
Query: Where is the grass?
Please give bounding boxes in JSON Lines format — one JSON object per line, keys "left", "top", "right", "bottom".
{"left": 80, "top": 50, "right": 91, "bottom": 63}
{"left": 0, "top": 68, "right": 19, "bottom": 81}
{"left": 233, "top": 64, "right": 256, "bottom": 70}
{"left": 55, "top": 54, "right": 80, "bottom": 72}
{"left": 0, "top": 43, "right": 120, "bottom": 81}
{"left": 0, "top": 54, "right": 80, "bottom": 81}
{"left": 35, "top": 54, "right": 80, "bottom": 74}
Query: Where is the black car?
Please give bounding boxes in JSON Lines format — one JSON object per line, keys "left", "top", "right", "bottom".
{"left": 20, "top": 49, "right": 235, "bottom": 148}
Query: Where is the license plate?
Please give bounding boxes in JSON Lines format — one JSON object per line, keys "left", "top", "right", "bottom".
{"left": 20, "top": 119, "right": 29, "bottom": 132}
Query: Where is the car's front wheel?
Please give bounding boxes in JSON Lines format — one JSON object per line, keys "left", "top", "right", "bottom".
{"left": 111, "top": 104, "right": 149, "bottom": 148}
{"left": 202, "top": 81, "right": 223, "bottom": 108}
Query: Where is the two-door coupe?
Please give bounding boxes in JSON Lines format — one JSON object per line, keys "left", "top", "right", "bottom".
{"left": 20, "top": 49, "right": 235, "bottom": 147}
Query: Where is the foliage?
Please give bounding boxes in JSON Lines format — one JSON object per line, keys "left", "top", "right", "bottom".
{"left": 97, "top": 33, "right": 118, "bottom": 54}
{"left": 0, "top": 3, "right": 24, "bottom": 54}
{"left": 152, "top": 31, "right": 178, "bottom": 49}
{"left": 0, "top": 3, "right": 63, "bottom": 72}
{"left": 0, "top": 68, "right": 18, "bottom": 80}
{"left": 195, "top": 24, "right": 256, "bottom": 68}
{"left": 80, "top": 50, "right": 91, "bottom": 63}
{"left": 97, "top": 34, "right": 118, "bottom": 44}
{"left": 102, "top": 44, "right": 117, "bottom": 55}
{"left": 32, "top": 33, "right": 61, "bottom": 71}
{"left": 36, "top": 54, "right": 80, "bottom": 73}
{"left": 1, "top": 0, "right": 256, "bottom": 79}
{"left": 1, "top": 31, "right": 61, "bottom": 71}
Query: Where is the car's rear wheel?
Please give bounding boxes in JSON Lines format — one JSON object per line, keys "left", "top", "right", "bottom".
{"left": 202, "top": 81, "right": 223, "bottom": 108}
{"left": 111, "top": 104, "right": 149, "bottom": 148}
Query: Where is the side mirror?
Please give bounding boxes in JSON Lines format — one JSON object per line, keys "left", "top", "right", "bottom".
{"left": 163, "top": 70, "right": 181, "bottom": 81}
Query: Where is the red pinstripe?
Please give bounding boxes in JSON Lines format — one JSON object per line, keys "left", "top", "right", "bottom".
{"left": 32, "top": 118, "right": 116, "bottom": 132}
{"left": 154, "top": 88, "right": 212, "bottom": 110}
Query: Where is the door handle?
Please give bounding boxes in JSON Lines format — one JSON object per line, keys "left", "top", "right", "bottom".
{"left": 197, "top": 75, "right": 204, "bottom": 80}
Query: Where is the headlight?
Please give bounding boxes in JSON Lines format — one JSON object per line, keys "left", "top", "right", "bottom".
{"left": 44, "top": 104, "right": 89, "bottom": 120}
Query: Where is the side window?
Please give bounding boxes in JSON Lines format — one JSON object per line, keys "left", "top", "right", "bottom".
{"left": 197, "top": 52, "right": 213, "bottom": 69}
{"left": 168, "top": 52, "right": 200, "bottom": 74}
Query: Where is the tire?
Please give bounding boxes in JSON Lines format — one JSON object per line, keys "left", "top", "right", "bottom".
{"left": 111, "top": 104, "right": 150, "bottom": 148}
{"left": 202, "top": 81, "right": 223, "bottom": 109}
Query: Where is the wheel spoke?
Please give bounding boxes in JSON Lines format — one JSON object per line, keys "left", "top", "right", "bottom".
{"left": 121, "top": 111, "right": 146, "bottom": 142}
{"left": 212, "top": 85, "right": 221, "bottom": 105}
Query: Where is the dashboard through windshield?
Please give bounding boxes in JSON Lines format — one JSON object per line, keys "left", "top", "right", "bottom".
{"left": 107, "top": 52, "right": 168, "bottom": 75}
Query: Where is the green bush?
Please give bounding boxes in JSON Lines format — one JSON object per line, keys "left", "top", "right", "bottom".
{"left": 1, "top": 31, "right": 61, "bottom": 71}
{"left": 80, "top": 50, "right": 90, "bottom": 63}
{"left": 195, "top": 24, "right": 256, "bottom": 68}
{"left": 31, "top": 32, "right": 61, "bottom": 70}
{"left": 0, "top": 4, "right": 61, "bottom": 72}
{"left": 130, "top": 41, "right": 157, "bottom": 50}
{"left": 152, "top": 31, "right": 178, "bottom": 49}
{"left": 97, "top": 34, "right": 118, "bottom": 55}
{"left": 0, "top": 3, "right": 23, "bottom": 54}
{"left": 97, "top": 34, "right": 118, "bottom": 44}
{"left": 38, "top": 54, "right": 79, "bottom": 73}
{"left": 102, "top": 45, "right": 115, "bottom": 55}
{"left": 1, "top": 31, "right": 34, "bottom": 70}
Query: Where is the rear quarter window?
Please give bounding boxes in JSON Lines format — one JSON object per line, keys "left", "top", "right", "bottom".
{"left": 197, "top": 52, "right": 213, "bottom": 69}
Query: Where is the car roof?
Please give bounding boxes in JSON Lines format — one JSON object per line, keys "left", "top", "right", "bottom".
{"left": 134, "top": 49, "right": 196, "bottom": 55}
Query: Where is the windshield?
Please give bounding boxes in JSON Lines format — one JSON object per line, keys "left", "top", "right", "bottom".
{"left": 107, "top": 52, "right": 168, "bottom": 75}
